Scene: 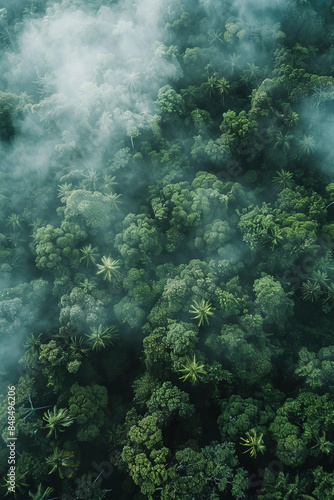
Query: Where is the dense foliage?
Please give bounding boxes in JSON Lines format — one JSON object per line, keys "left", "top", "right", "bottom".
{"left": 1, "top": 0, "right": 334, "bottom": 498}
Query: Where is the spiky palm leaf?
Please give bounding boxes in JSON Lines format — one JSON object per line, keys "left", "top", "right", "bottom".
{"left": 8, "top": 231, "right": 25, "bottom": 247}
{"left": 189, "top": 299, "right": 215, "bottom": 327}
{"left": 98, "top": 111, "right": 113, "bottom": 135}
{"left": 323, "top": 283, "right": 334, "bottom": 305}
{"left": 67, "top": 336, "right": 88, "bottom": 357}
{"left": 96, "top": 256, "right": 121, "bottom": 281}
{"left": 284, "top": 111, "right": 298, "bottom": 128}
{"left": 6, "top": 253, "right": 22, "bottom": 271}
{"left": 265, "top": 226, "right": 284, "bottom": 250}
{"left": 85, "top": 324, "right": 119, "bottom": 351}
{"left": 57, "top": 183, "right": 72, "bottom": 201}
{"left": 24, "top": 332, "right": 43, "bottom": 352}
{"left": 79, "top": 244, "right": 99, "bottom": 267}
{"left": 202, "top": 76, "right": 218, "bottom": 96}
{"left": 215, "top": 77, "right": 230, "bottom": 105}
{"left": 301, "top": 280, "right": 322, "bottom": 302}
{"left": 124, "top": 72, "right": 141, "bottom": 92}
{"left": 274, "top": 133, "right": 293, "bottom": 154}
{"left": 243, "top": 62, "right": 262, "bottom": 83}
{"left": 43, "top": 406, "right": 74, "bottom": 438}
{"left": 297, "top": 135, "right": 316, "bottom": 160}
{"left": 101, "top": 174, "right": 117, "bottom": 194}
{"left": 223, "top": 53, "right": 241, "bottom": 76}
{"left": 28, "top": 484, "right": 54, "bottom": 500}
{"left": 240, "top": 428, "right": 266, "bottom": 458}
{"left": 310, "top": 270, "right": 329, "bottom": 288}
{"left": 81, "top": 170, "right": 100, "bottom": 191}
{"left": 311, "top": 431, "right": 333, "bottom": 455}
{"left": 6, "top": 213, "right": 21, "bottom": 231}
{"left": 78, "top": 277, "right": 97, "bottom": 293}
{"left": 208, "top": 29, "right": 224, "bottom": 46}
{"left": 273, "top": 169, "right": 294, "bottom": 190}
{"left": 45, "top": 448, "right": 76, "bottom": 479}
{"left": 179, "top": 355, "right": 207, "bottom": 385}
{"left": 2, "top": 470, "right": 29, "bottom": 497}
{"left": 107, "top": 192, "right": 122, "bottom": 211}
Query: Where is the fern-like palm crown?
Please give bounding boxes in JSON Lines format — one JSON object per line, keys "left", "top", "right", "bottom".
{"left": 189, "top": 298, "right": 215, "bottom": 327}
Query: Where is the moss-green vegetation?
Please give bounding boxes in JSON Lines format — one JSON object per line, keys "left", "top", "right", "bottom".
{"left": 0, "top": 0, "right": 334, "bottom": 498}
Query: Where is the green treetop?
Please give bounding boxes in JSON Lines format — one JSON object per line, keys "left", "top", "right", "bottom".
{"left": 146, "top": 381, "right": 195, "bottom": 425}
{"left": 68, "top": 383, "right": 108, "bottom": 442}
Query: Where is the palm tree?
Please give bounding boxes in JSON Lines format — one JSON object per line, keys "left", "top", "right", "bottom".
{"left": 322, "top": 283, "right": 334, "bottom": 305}
{"left": 189, "top": 299, "right": 215, "bottom": 327}
{"left": 243, "top": 62, "right": 261, "bottom": 84}
{"left": 2, "top": 470, "right": 29, "bottom": 497}
{"left": 81, "top": 170, "right": 100, "bottom": 192}
{"left": 96, "top": 256, "right": 121, "bottom": 281}
{"left": 273, "top": 169, "right": 294, "bottom": 190}
{"left": 6, "top": 253, "right": 22, "bottom": 271}
{"left": 67, "top": 336, "right": 88, "bottom": 357}
{"left": 85, "top": 324, "right": 119, "bottom": 351}
{"left": 240, "top": 428, "right": 266, "bottom": 458}
{"left": 274, "top": 132, "right": 293, "bottom": 153}
{"left": 297, "top": 135, "right": 316, "bottom": 160}
{"left": 107, "top": 192, "right": 122, "bottom": 211}
{"left": 284, "top": 111, "right": 298, "bottom": 128}
{"left": 179, "top": 355, "right": 207, "bottom": 385}
{"left": 101, "top": 174, "right": 117, "bottom": 195}
{"left": 202, "top": 76, "right": 218, "bottom": 96}
{"left": 24, "top": 332, "right": 44, "bottom": 353}
{"left": 79, "top": 244, "right": 99, "bottom": 267}
{"left": 97, "top": 112, "right": 113, "bottom": 136}
{"left": 124, "top": 72, "right": 141, "bottom": 93}
{"left": 28, "top": 484, "right": 55, "bottom": 500}
{"left": 223, "top": 53, "right": 241, "bottom": 77}
{"left": 57, "top": 183, "right": 72, "bottom": 202}
{"left": 8, "top": 231, "right": 25, "bottom": 247}
{"left": 208, "top": 29, "right": 224, "bottom": 46}
{"left": 301, "top": 280, "right": 322, "bottom": 302}
{"left": 265, "top": 226, "right": 284, "bottom": 250}
{"left": 78, "top": 277, "right": 97, "bottom": 293}
{"left": 310, "top": 270, "right": 329, "bottom": 288}
{"left": 6, "top": 213, "right": 21, "bottom": 231}
{"left": 215, "top": 77, "right": 230, "bottom": 105}
{"left": 311, "top": 431, "right": 333, "bottom": 455}
{"left": 45, "top": 448, "right": 76, "bottom": 479}
{"left": 43, "top": 406, "right": 74, "bottom": 438}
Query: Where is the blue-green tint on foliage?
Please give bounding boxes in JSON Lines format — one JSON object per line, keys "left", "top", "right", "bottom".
{"left": 1, "top": 0, "right": 334, "bottom": 498}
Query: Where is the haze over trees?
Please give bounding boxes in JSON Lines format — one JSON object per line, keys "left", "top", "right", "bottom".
{"left": 1, "top": 0, "right": 334, "bottom": 498}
